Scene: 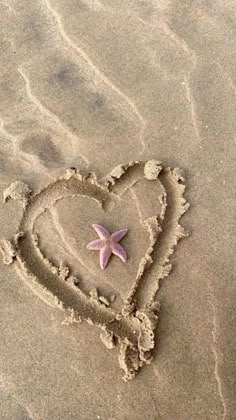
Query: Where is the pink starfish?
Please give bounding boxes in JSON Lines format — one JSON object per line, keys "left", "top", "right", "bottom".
{"left": 86, "top": 224, "right": 128, "bottom": 270}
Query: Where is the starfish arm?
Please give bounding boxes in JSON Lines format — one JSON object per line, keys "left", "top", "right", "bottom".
{"left": 111, "top": 228, "right": 128, "bottom": 242}
{"left": 99, "top": 246, "right": 112, "bottom": 270}
{"left": 111, "top": 243, "right": 127, "bottom": 263}
{"left": 86, "top": 239, "right": 104, "bottom": 250}
{"left": 92, "top": 224, "right": 110, "bottom": 239}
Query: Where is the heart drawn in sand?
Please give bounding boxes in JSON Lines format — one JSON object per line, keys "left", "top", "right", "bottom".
{"left": 0, "top": 160, "right": 189, "bottom": 380}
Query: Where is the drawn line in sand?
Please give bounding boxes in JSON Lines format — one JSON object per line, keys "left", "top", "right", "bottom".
{"left": 0, "top": 160, "right": 189, "bottom": 380}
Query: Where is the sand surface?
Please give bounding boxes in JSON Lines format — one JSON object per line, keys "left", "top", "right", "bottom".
{"left": 0, "top": 1, "right": 236, "bottom": 419}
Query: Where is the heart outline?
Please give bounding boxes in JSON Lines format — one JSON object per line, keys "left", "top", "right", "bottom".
{"left": 0, "top": 160, "right": 189, "bottom": 380}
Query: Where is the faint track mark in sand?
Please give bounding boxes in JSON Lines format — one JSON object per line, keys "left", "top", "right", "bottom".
{"left": 136, "top": 17, "right": 201, "bottom": 146}
{"left": 159, "top": 21, "right": 197, "bottom": 65}
{"left": 42, "top": 0, "right": 146, "bottom": 155}
{"left": 208, "top": 286, "right": 227, "bottom": 419}
{"left": 130, "top": 188, "right": 144, "bottom": 225}
{"left": 157, "top": 22, "right": 202, "bottom": 146}
{"left": 136, "top": 17, "right": 197, "bottom": 65}
{"left": 160, "top": 23, "right": 201, "bottom": 146}
{"left": 18, "top": 67, "right": 89, "bottom": 167}
{"left": 183, "top": 77, "right": 201, "bottom": 145}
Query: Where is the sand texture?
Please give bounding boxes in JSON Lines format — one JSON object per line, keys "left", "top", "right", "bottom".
{"left": 0, "top": 1, "right": 236, "bottom": 419}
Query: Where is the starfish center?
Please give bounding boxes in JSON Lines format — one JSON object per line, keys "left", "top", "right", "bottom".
{"left": 86, "top": 224, "right": 128, "bottom": 269}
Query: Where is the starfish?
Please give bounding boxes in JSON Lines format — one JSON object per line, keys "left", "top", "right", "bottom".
{"left": 86, "top": 224, "right": 128, "bottom": 270}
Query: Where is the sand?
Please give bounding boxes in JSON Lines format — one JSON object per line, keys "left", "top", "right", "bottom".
{"left": 0, "top": 1, "right": 235, "bottom": 419}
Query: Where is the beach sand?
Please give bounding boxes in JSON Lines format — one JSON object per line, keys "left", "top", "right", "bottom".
{"left": 0, "top": 1, "right": 235, "bottom": 419}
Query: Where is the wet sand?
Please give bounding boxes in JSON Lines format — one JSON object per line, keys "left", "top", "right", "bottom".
{"left": 0, "top": 1, "right": 236, "bottom": 419}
